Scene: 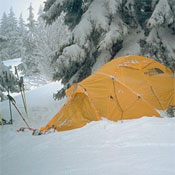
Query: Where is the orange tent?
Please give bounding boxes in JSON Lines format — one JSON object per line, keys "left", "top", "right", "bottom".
{"left": 41, "top": 56, "right": 174, "bottom": 131}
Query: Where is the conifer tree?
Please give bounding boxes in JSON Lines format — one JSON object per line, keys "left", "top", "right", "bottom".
{"left": 0, "top": 12, "right": 8, "bottom": 35}
{"left": 43, "top": 0, "right": 175, "bottom": 100}
{"left": 31, "top": 6, "right": 70, "bottom": 76}
{"left": 17, "top": 14, "right": 26, "bottom": 58}
{"left": 18, "top": 14, "right": 26, "bottom": 36}
{"left": 23, "top": 3, "right": 38, "bottom": 74}
{"left": 27, "top": 3, "right": 36, "bottom": 31}
{"left": 0, "top": 8, "right": 24, "bottom": 60}
{"left": 0, "top": 13, "right": 9, "bottom": 61}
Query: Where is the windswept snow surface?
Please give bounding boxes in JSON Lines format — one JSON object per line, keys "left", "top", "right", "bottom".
{"left": 0, "top": 81, "right": 175, "bottom": 175}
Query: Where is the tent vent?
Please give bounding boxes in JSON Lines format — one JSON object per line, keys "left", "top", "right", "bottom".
{"left": 144, "top": 68, "right": 164, "bottom": 76}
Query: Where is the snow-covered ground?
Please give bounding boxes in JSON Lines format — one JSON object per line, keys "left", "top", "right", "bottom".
{"left": 1, "top": 59, "right": 175, "bottom": 175}
{"left": 2, "top": 58, "right": 22, "bottom": 68}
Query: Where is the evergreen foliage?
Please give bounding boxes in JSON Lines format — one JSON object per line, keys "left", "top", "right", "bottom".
{"left": 0, "top": 9, "right": 26, "bottom": 61}
{"left": 27, "top": 4, "right": 36, "bottom": 31}
{"left": 43, "top": 0, "right": 93, "bottom": 28}
{"left": 43, "top": 0, "right": 175, "bottom": 99}
{"left": 23, "top": 6, "right": 70, "bottom": 76}
{"left": 22, "top": 3, "right": 38, "bottom": 74}
{"left": 0, "top": 62, "right": 19, "bottom": 101}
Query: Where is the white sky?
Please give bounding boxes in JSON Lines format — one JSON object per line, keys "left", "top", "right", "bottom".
{"left": 0, "top": 0, "right": 46, "bottom": 21}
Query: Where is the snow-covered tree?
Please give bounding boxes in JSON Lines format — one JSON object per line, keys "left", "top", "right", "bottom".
{"left": 0, "top": 8, "right": 25, "bottom": 60}
{"left": 5, "top": 8, "right": 20, "bottom": 59}
{"left": 0, "top": 12, "right": 8, "bottom": 32}
{"left": 27, "top": 3, "right": 36, "bottom": 31}
{"left": 18, "top": 14, "right": 26, "bottom": 36}
{"left": 21, "top": 5, "right": 70, "bottom": 77}
{"left": 17, "top": 14, "right": 26, "bottom": 59}
{"left": 0, "top": 35, "right": 8, "bottom": 62}
{"left": 32, "top": 6, "right": 70, "bottom": 77}
{"left": 0, "top": 12, "right": 9, "bottom": 61}
{"left": 0, "top": 62, "right": 19, "bottom": 101}
{"left": 43, "top": 0, "right": 175, "bottom": 99}
{"left": 142, "top": 0, "right": 175, "bottom": 70}
{"left": 23, "top": 4, "right": 38, "bottom": 74}
{"left": 43, "top": 0, "right": 129, "bottom": 98}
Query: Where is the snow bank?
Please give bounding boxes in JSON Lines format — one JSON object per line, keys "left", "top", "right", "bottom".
{"left": 1, "top": 116, "right": 175, "bottom": 175}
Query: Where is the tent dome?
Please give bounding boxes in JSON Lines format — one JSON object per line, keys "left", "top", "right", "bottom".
{"left": 41, "top": 56, "right": 174, "bottom": 131}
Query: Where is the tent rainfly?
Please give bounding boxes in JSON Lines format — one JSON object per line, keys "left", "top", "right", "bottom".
{"left": 41, "top": 56, "right": 175, "bottom": 132}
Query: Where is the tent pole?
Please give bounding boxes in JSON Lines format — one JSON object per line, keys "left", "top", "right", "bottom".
{"left": 7, "top": 89, "right": 13, "bottom": 125}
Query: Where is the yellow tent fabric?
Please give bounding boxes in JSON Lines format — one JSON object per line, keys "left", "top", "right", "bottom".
{"left": 41, "top": 56, "right": 174, "bottom": 131}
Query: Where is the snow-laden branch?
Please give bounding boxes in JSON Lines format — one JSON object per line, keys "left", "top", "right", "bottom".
{"left": 147, "top": 0, "right": 174, "bottom": 28}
